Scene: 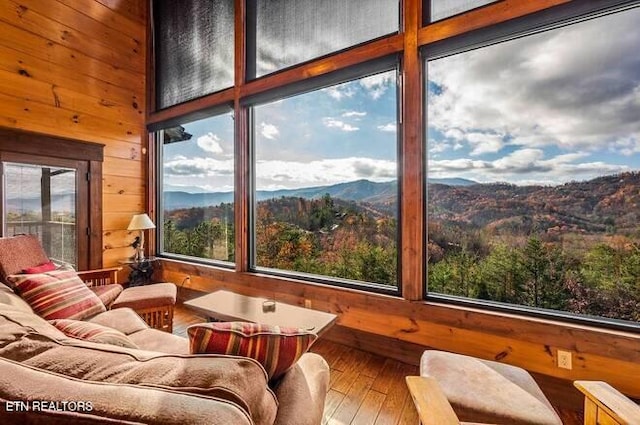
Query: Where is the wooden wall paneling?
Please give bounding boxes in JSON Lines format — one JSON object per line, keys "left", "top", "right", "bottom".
{"left": 102, "top": 157, "right": 144, "bottom": 179}
{"left": 0, "top": 93, "right": 142, "bottom": 145}
{"left": 417, "top": 0, "right": 571, "bottom": 47}
{"left": 94, "top": 0, "right": 146, "bottom": 24}
{"left": 0, "top": 0, "right": 146, "bottom": 269}
{"left": 400, "top": 0, "right": 424, "bottom": 300}
{"left": 10, "top": 0, "right": 141, "bottom": 57}
{"left": 56, "top": 0, "right": 145, "bottom": 40}
{"left": 0, "top": 69, "right": 142, "bottom": 127}
{"left": 0, "top": 21, "right": 143, "bottom": 93}
{"left": 0, "top": 44, "right": 144, "bottom": 114}
{"left": 1, "top": 0, "right": 143, "bottom": 73}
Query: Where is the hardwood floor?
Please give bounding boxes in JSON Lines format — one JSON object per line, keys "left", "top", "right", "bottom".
{"left": 173, "top": 304, "right": 582, "bottom": 425}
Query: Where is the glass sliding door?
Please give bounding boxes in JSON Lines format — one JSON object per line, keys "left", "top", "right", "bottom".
{"left": 2, "top": 161, "right": 78, "bottom": 268}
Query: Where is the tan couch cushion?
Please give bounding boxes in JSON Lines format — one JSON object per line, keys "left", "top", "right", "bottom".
{"left": 0, "top": 282, "right": 32, "bottom": 313}
{"left": 0, "top": 357, "right": 253, "bottom": 425}
{"left": 111, "top": 283, "right": 176, "bottom": 310}
{"left": 127, "top": 328, "right": 189, "bottom": 355}
{"left": 87, "top": 308, "right": 149, "bottom": 335}
{"left": 421, "top": 350, "right": 562, "bottom": 425}
{"left": 0, "top": 234, "right": 49, "bottom": 285}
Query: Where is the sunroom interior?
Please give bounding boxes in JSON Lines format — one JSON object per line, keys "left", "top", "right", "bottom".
{"left": 0, "top": 0, "right": 639, "bottom": 423}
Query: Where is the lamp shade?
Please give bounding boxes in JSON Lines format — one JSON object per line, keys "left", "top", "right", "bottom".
{"left": 127, "top": 213, "right": 156, "bottom": 231}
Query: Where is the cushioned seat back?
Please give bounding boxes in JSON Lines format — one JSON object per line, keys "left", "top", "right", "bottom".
{"left": 0, "top": 308, "right": 278, "bottom": 425}
{"left": 0, "top": 235, "right": 49, "bottom": 284}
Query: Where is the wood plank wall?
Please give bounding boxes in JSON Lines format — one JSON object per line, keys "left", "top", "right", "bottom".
{"left": 0, "top": 0, "right": 146, "bottom": 269}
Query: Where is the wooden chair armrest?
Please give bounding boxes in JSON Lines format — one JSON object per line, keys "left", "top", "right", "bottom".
{"left": 406, "top": 376, "right": 461, "bottom": 425}
{"left": 574, "top": 381, "right": 640, "bottom": 425}
{"left": 77, "top": 267, "right": 122, "bottom": 287}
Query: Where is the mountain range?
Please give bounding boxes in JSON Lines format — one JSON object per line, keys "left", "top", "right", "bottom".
{"left": 165, "top": 172, "right": 640, "bottom": 235}
{"left": 163, "top": 177, "right": 476, "bottom": 210}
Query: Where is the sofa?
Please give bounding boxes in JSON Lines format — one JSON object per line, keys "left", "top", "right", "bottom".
{"left": 0, "top": 281, "right": 330, "bottom": 424}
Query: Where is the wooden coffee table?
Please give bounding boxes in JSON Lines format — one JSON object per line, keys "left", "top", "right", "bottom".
{"left": 184, "top": 290, "right": 337, "bottom": 337}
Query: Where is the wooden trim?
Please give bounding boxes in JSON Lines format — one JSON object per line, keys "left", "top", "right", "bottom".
{"left": 400, "top": 0, "right": 424, "bottom": 300}
{"left": 417, "top": 0, "right": 571, "bottom": 47}
{"left": 88, "top": 159, "right": 103, "bottom": 269}
{"left": 240, "top": 35, "right": 403, "bottom": 101}
{"left": 575, "top": 381, "right": 640, "bottom": 425}
{"left": 234, "top": 0, "right": 248, "bottom": 272}
{"left": 0, "top": 127, "right": 104, "bottom": 161}
{"left": 145, "top": 131, "right": 156, "bottom": 257}
{"left": 145, "top": 0, "right": 155, "bottom": 122}
{"left": 147, "top": 87, "right": 235, "bottom": 129}
{"left": 0, "top": 128, "right": 104, "bottom": 270}
{"left": 405, "top": 376, "right": 460, "bottom": 425}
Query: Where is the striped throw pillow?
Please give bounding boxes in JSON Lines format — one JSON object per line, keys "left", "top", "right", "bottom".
{"left": 49, "top": 319, "right": 139, "bottom": 349}
{"left": 188, "top": 322, "right": 317, "bottom": 380}
{"left": 8, "top": 270, "right": 106, "bottom": 320}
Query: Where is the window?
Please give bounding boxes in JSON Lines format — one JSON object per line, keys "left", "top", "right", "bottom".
{"left": 426, "top": 0, "right": 498, "bottom": 23}
{"left": 0, "top": 129, "right": 103, "bottom": 271}
{"left": 153, "top": 0, "right": 234, "bottom": 109}
{"left": 3, "top": 163, "right": 76, "bottom": 266}
{"left": 247, "top": 0, "right": 399, "bottom": 78}
{"left": 159, "top": 113, "right": 235, "bottom": 263}
{"left": 252, "top": 69, "right": 399, "bottom": 289}
{"left": 426, "top": 7, "right": 640, "bottom": 323}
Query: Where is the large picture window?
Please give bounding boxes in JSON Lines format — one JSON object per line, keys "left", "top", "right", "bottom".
{"left": 160, "top": 113, "right": 235, "bottom": 263}
{"left": 252, "top": 69, "right": 399, "bottom": 289}
{"left": 247, "top": 0, "right": 399, "bottom": 78}
{"left": 426, "top": 7, "right": 640, "bottom": 323}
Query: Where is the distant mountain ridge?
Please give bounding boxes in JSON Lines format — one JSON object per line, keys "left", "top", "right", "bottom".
{"left": 164, "top": 178, "right": 477, "bottom": 210}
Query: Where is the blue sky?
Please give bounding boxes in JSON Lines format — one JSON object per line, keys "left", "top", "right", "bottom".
{"left": 163, "top": 6, "right": 640, "bottom": 193}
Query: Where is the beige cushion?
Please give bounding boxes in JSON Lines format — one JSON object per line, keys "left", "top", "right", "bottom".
{"left": 421, "top": 350, "right": 562, "bottom": 425}
{"left": 0, "top": 282, "right": 33, "bottom": 313}
{"left": 90, "top": 283, "right": 124, "bottom": 308}
{"left": 0, "top": 357, "right": 253, "bottom": 425}
{"left": 128, "top": 328, "right": 190, "bottom": 354}
{"left": 0, "top": 234, "right": 49, "bottom": 285}
{"left": 111, "top": 282, "right": 176, "bottom": 310}
{"left": 87, "top": 307, "right": 149, "bottom": 335}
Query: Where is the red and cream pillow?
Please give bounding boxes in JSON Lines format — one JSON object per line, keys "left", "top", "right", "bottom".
{"left": 49, "top": 319, "right": 139, "bottom": 349}
{"left": 22, "top": 261, "right": 57, "bottom": 274}
{"left": 7, "top": 270, "right": 106, "bottom": 320}
{"left": 187, "top": 322, "right": 317, "bottom": 380}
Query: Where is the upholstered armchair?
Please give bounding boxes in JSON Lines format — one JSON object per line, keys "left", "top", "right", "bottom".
{"left": 0, "top": 234, "right": 176, "bottom": 332}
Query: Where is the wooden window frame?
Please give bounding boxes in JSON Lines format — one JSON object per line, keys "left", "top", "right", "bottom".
{"left": 146, "top": 0, "right": 639, "bottom": 310}
{"left": 0, "top": 128, "right": 104, "bottom": 271}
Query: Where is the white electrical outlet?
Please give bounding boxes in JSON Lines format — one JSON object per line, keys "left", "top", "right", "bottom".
{"left": 304, "top": 299, "right": 312, "bottom": 308}
{"left": 557, "top": 349, "right": 572, "bottom": 370}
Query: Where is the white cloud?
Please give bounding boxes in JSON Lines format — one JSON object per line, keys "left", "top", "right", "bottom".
{"left": 377, "top": 123, "right": 396, "bottom": 132}
{"left": 164, "top": 157, "right": 234, "bottom": 177}
{"left": 256, "top": 157, "right": 396, "bottom": 190}
{"left": 360, "top": 71, "right": 395, "bottom": 99}
{"left": 196, "top": 133, "right": 224, "bottom": 155}
{"left": 324, "top": 85, "right": 355, "bottom": 101}
{"left": 342, "top": 111, "right": 367, "bottom": 118}
{"left": 429, "top": 149, "right": 629, "bottom": 184}
{"left": 260, "top": 122, "right": 279, "bottom": 140}
{"left": 322, "top": 118, "right": 359, "bottom": 132}
{"left": 427, "top": 10, "right": 640, "bottom": 155}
